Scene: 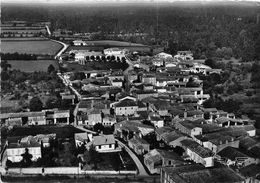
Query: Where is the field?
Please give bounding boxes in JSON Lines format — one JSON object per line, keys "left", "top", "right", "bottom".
{"left": 67, "top": 40, "right": 151, "bottom": 53}
{"left": 85, "top": 40, "right": 146, "bottom": 47}
{"left": 7, "top": 60, "right": 59, "bottom": 72}
{"left": 1, "top": 40, "right": 63, "bottom": 55}
{"left": 64, "top": 61, "right": 128, "bottom": 72}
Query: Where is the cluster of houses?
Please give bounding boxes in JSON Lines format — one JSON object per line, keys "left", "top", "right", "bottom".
{"left": 1, "top": 44, "right": 259, "bottom": 182}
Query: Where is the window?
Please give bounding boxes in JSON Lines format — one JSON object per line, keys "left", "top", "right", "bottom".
{"left": 109, "top": 144, "right": 112, "bottom": 148}
{"left": 99, "top": 145, "right": 101, "bottom": 149}
{"left": 168, "top": 160, "right": 171, "bottom": 165}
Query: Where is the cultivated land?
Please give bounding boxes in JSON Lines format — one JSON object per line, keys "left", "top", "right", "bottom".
{"left": 1, "top": 40, "right": 63, "bottom": 55}
{"left": 85, "top": 40, "right": 147, "bottom": 47}
{"left": 7, "top": 60, "right": 59, "bottom": 72}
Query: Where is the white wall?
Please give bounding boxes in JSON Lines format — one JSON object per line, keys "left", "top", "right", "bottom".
{"left": 115, "top": 106, "right": 138, "bottom": 116}
{"left": 95, "top": 144, "right": 115, "bottom": 152}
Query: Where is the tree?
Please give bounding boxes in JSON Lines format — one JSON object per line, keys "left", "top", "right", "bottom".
{"left": 21, "top": 148, "right": 33, "bottom": 167}
{"left": 186, "top": 77, "right": 199, "bottom": 87}
{"left": 121, "top": 57, "right": 126, "bottom": 63}
{"left": 93, "top": 123, "right": 104, "bottom": 133}
{"left": 90, "top": 55, "right": 95, "bottom": 61}
{"left": 1, "top": 60, "right": 11, "bottom": 71}
{"left": 46, "top": 97, "right": 61, "bottom": 109}
{"left": 29, "top": 96, "right": 43, "bottom": 111}
{"left": 205, "top": 59, "right": 216, "bottom": 68}
{"left": 111, "top": 55, "right": 115, "bottom": 61}
{"left": 47, "top": 64, "right": 55, "bottom": 74}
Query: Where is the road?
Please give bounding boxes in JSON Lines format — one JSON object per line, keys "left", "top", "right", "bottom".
{"left": 116, "top": 139, "right": 149, "bottom": 176}
{"left": 52, "top": 39, "right": 69, "bottom": 59}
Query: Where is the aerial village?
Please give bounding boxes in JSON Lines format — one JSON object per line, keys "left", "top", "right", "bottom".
{"left": 1, "top": 20, "right": 260, "bottom": 183}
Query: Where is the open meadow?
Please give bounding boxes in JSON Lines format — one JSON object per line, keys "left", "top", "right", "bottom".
{"left": 7, "top": 60, "right": 59, "bottom": 72}
{"left": 1, "top": 40, "right": 63, "bottom": 55}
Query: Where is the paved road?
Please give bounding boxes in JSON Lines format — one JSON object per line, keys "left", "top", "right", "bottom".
{"left": 115, "top": 139, "right": 148, "bottom": 176}
{"left": 52, "top": 39, "right": 69, "bottom": 59}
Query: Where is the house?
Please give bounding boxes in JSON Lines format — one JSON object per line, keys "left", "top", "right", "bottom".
{"left": 149, "top": 115, "right": 164, "bottom": 128}
{"left": 110, "top": 78, "right": 124, "bottom": 87}
{"left": 73, "top": 40, "right": 87, "bottom": 46}
{"left": 161, "top": 164, "right": 245, "bottom": 183}
{"left": 155, "top": 126, "right": 174, "bottom": 141}
{"left": 114, "top": 99, "right": 138, "bottom": 116}
{"left": 132, "top": 90, "right": 158, "bottom": 100}
{"left": 103, "top": 48, "right": 128, "bottom": 58}
{"left": 180, "top": 139, "right": 214, "bottom": 167}
{"left": 174, "top": 51, "right": 193, "bottom": 61}
{"left": 155, "top": 52, "right": 173, "bottom": 59}
{"left": 141, "top": 74, "right": 156, "bottom": 85}
{"left": 102, "top": 114, "right": 116, "bottom": 126}
{"left": 190, "top": 63, "right": 211, "bottom": 75}
{"left": 114, "top": 121, "right": 154, "bottom": 140}
{"left": 128, "top": 136, "right": 150, "bottom": 155}
{"left": 174, "top": 120, "right": 202, "bottom": 137}
{"left": 34, "top": 134, "right": 56, "bottom": 148}
{"left": 144, "top": 149, "right": 186, "bottom": 174}
{"left": 215, "top": 117, "right": 250, "bottom": 127}
{"left": 229, "top": 125, "right": 256, "bottom": 137}
{"left": 239, "top": 164, "right": 260, "bottom": 183}
{"left": 6, "top": 136, "right": 42, "bottom": 162}
{"left": 217, "top": 146, "right": 259, "bottom": 167}
{"left": 75, "top": 132, "right": 93, "bottom": 148}
{"left": 92, "top": 134, "right": 120, "bottom": 153}
{"left": 161, "top": 131, "right": 190, "bottom": 148}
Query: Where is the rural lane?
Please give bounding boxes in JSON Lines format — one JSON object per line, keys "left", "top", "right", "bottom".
{"left": 51, "top": 39, "right": 69, "bottom": 59}
{"left": 115, "top": 139, "right": 149, "bottom": 176}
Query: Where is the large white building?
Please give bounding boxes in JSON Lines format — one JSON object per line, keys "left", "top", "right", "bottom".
{"left": 73, "top": 40, "right": 87, "bottom": 46}
{"left": 103, "top": 48, "right": 129, "bottom": 58}
{"left": 92, "top": 134, "right": 120, "bottom": 153}
{"left": 6, "top": 136, "right": 42, "bottom": 163}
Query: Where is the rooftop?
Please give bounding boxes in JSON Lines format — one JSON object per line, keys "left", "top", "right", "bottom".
{"left": 181, "top": 139, "right": 214, "bottom": 158}
{"left": 93, "top": 134, "right": 115, "bottom": 146}
{"left": 162, "top": 164, "right": 244, "bottom": 183}
{"left": 217, "top": 147, "right": 250, "bottom": 161}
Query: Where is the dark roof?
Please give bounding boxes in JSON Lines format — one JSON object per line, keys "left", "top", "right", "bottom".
{"left": 78, "top": 100, "right": 92, "bottom": 109}
{"left": 239, "top": 164, "right": 260, "bottom": 178}
{"left": 155, "top": 126, "right": 174, "bottom": 136}
{"left": 181, "top": 139, "right": 214, "bottom": 158}
{"left": 115, "top": 99, "right": 137, "bottom": 107}
{"left": 217, "top": 147, "right": 250, "bottom": 161}
{"left": 161, "top": 131, "right": 184, "bottom": 144}
{"left": 134, "top": 90, "right": 158, "bottom": 95}
{"left": 162, "top": 164, "right": 244, "bottom": 183}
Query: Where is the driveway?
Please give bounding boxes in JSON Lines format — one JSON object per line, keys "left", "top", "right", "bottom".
{"left": 115, "top": 139, "right": 148, "bottom": 176}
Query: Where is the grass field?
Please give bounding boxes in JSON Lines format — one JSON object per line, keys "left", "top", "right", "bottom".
{"left": 67, "top": 40, "right": 151, "bottom": 53}
{"left": 7, "top": 60, "right": 59, "bottom": 72}
{"left": 85, "top": 40, "right": 146, "bottom": 47}
{"left": 1, "top": 40, "right": 63, "bottom": 55}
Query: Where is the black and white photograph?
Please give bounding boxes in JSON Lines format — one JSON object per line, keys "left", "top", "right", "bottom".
{"left": 0, "top": 0, "right": 260, "bottom": 182}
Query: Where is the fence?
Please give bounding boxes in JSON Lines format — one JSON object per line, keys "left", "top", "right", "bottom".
{"left": 7, "top": 167, "right": 137, "bottom": 175}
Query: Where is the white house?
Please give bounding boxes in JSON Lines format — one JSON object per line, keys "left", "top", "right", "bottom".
{"left": 174, "top": 51, "right": 193, "bottom": 61}
{"left": 75, "top": 132, "right": 93, "bottom": 148}
{"left": 92, "top": 134, "right": 120, "bottom": 153}
{"left": 73, "top": 40, "right": 87, "bottom": 46}
{"left": 114, "top": 99, "right": 138, "bottom": 116}
{"left": 181, "top": 139, "right": 214, "bottom": 167}
{"left": 104, "top": 48, "right": 128, "bottom": 57}
{"left": 6, "top": 136, "right": 42, "bottom": 163}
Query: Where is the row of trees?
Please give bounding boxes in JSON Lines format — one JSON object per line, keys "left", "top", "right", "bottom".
{"left": 1, "top": 52, "right": 37, "bottom": 60}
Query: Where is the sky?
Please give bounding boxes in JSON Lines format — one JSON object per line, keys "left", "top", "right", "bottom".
{"left": 2, "top": 0, "right": 260, "bottom": 3}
